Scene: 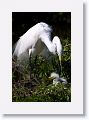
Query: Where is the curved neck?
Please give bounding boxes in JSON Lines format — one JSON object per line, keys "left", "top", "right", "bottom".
{"left": 40, "top": 33, "right": 55, "bottom": 53}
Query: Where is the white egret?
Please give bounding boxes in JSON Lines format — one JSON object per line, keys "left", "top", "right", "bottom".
{"left": 49, "top": 72, "right": 67, "bottom": 85}
{"left": 13, "top": 22, "right": 62, "bottom": 59}
{"left": 13, "top": 22, "right": 55, "bottom": 58}
{"left": 13, "top": 22, "right": 62, "bottom": 78}
{"left": 40, "top": 36, "right": 62, "bottom": 59}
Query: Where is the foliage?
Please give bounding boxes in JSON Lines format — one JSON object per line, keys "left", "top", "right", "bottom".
{"left": 12, "top": 52, "right": 71, "bottom": 102}
{"left": 12, "top": 81, "right": 71, "bottom": 102}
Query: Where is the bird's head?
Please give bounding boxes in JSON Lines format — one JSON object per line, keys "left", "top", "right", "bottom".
{"left": 48, "top": 72, "right": 59, "bottom": 80}
{"left": 40, "top": 22, "right": 52, "bottom": 33}
{"left": 48, "top": 72, "right": 68, "bottom": 85}
{"left": 52, "top": 36, "right": 62, "bottom": 63}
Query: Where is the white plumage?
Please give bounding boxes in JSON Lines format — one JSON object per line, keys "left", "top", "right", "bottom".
{"left": 13, "top": 22, "right": 62, "bottom": 61}
{"left": 50, "top": 72, "right": 67, "bottom": 85}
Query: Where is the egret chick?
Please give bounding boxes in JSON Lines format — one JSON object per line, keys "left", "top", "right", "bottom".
{"left": 49, "top": 72, "right": 67, "bottom": 85}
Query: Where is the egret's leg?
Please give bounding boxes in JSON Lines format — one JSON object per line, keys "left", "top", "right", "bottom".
{"left": 51, "top": 57, "right": 55, "bottom": 69}
{"left": 34, "top": 56, "right": 37, "bottom": 66}
{"left": 29, "top": 49, "right": 33, "bottom": 80}
{"left": 34, "top": 56, "right": 38, "bottom": 78}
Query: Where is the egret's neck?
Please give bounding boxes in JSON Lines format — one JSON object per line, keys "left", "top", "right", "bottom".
{"left": 40, "top": 33, "right": 56, "bottom": 54}
{"left": 47, "top": 43, "right": 55, "bottom": 53}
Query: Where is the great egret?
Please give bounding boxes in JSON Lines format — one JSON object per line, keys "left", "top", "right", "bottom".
{"left": 13, "top": 22, "right": 62, "bottom": 58}
{"left": 49, "top": 72, "right": 67, "bottom": 85}
{"left": 13, "top": 22, "right": 62, "bottom": 78}
{"left": 13, "top": 22, "right": 54, "bottom": 57}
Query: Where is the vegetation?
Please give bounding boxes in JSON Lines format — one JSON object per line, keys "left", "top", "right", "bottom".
{"left": 12, "top": 12, "right": 71, "bottom": 102}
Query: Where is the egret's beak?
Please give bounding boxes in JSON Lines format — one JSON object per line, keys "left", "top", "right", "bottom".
{"left": 48, "top": 76, "right": 54, "bottom": 80}
{"left": 59, "top": 55, "right": 61, "bottom": 67}
{"left": 57, "top": 55, "right": 62, "bottom": 75}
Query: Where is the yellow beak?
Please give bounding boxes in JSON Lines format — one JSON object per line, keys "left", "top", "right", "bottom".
{"left": 59, "top": 55, "right": 61, "bottom": 67}
{"left": 48, "top": 76, "right": 54, "bottom": 80}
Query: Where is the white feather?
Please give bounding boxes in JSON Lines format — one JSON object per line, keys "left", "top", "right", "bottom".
{"left": 13, "top": 22, "right": 62, "bottom": 61}
{"left": 50, "top": 72, "right": 67, "bottom": 85}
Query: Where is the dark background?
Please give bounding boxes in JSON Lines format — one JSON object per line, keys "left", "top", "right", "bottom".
{"left": 12, "top": 12, "right": 71, "bottom": 45}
